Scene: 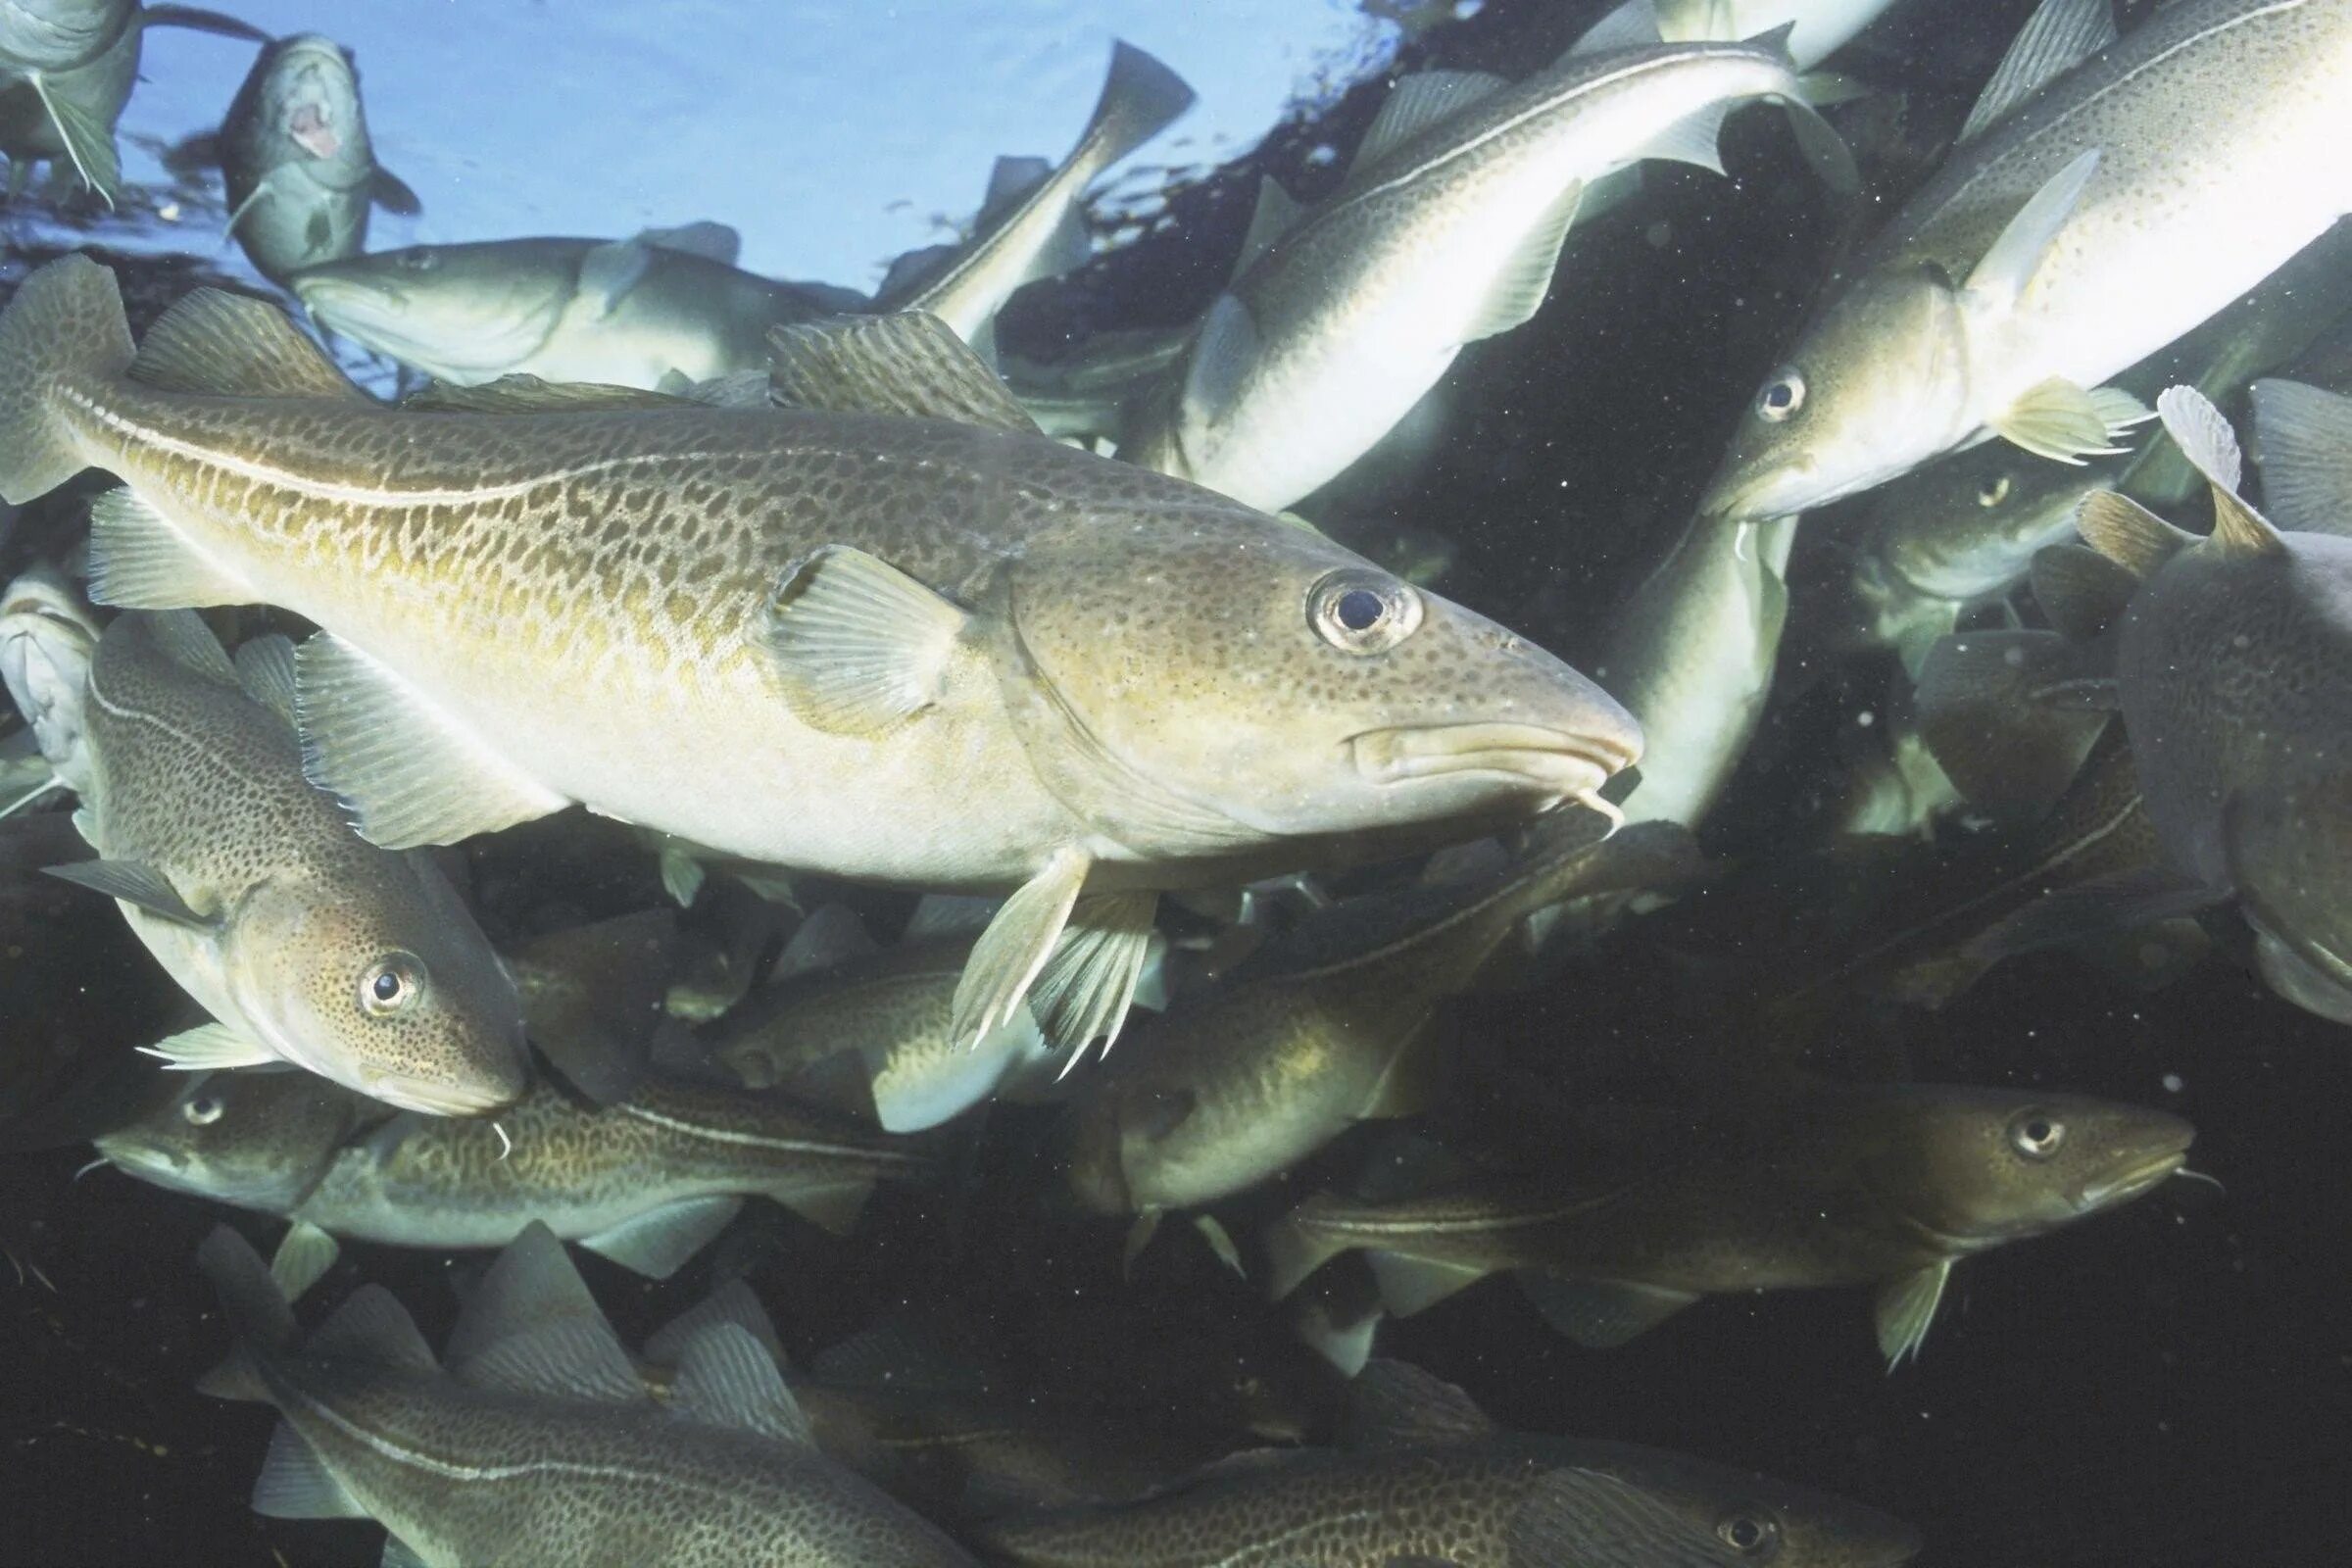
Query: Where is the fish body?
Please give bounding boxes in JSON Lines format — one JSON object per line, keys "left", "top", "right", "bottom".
{"left": 980, "top": 1359, "right": 1919, "bottom": 1568}
{"left": 1124, "top": 32, "right": 1850, "bottom": 513}
{"left": 220, "top": 33, "right": 417, "bottom": 282}
{"left": 1706, "top": 0, "right": 2352, "bottom": 522}
{"left": 0, "top": 259, "right": 1639, "bottom": 1056}
{"left": 1602, "top": 513, "right": 1796, "bottom": 828}
{"left": 197, "top": 1223, "right": 980, "bottom": 1566}
{"left": 1268, "top": 1084, "right": 2192, "bottom": 1363}
{"left": 66, "top": 611, "right": 526, "bottom": 1113}
{"left": 0, "top": 565, "right": 101, "bottom": 793}
{"left": 1646, "top": 0, "right": 1902, "bottom": 68}
{"left": 1066, "top": 820, "right": 1698, "bottom": 1215}
{"left": 293, "top": 230, "right": 846, "bottom": 388}
{"left": 100, "top": 1065, "right": 935, "bottom": 1276}
{"left": 884, "top": 42, "right": 1194, "bottom": 348}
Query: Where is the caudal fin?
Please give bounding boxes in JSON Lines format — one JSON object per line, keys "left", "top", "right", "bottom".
{"left": 0, "top": 256, "right": 131, "bottom": 505}
{"left": 195, "top": 1224, "right": 298, "bottom": 1401}
{"left": 1075, "top": 42, "right": 1196, "bottom": 181}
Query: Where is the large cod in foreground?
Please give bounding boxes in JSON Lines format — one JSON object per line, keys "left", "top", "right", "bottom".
{"left": 0, "top": 257, "right": 1640, "bottom": 1057}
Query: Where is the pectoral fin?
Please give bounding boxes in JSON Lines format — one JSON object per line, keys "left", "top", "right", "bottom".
{"left": 1988, "top": 377, "right": 2150, "bottom": 465}
{"left": 369, "top": 166, "right": 422, "bottom": 217}
{"left": 578, "top": 239, "right": 652, "bottom": 317}
{"left": 952, "top": 847, "right": 1090, "bottom": 1048}
{"left": 1031, "top": 889, "right": 1159, "bottom": 1064}
{"left": 28, "top": 70, "right": 121, "bottom": 208}
{"left": 762, "top": 546, "right": 969, "bottom": 736}
{"left": 1965, "top": 148, "right": 2101, "bottom": 307}
{"left": 269, "top": 1221, "right": 341, "bottom": 1302}
{"left": 1875, "top": 1258, "right": 1953, "bottom": 1369}
{"left": 137, "top": 1022, "right": 275, "bottom": 1070}
{"left": 47, "top": 859, "right": 213, "bottom": 925}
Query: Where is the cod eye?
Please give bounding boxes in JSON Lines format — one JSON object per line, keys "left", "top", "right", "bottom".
{"left": 396, "top": 249, "right": 438, "bottom": 273}
{"left": 1976, "top": 473, "right": 2013, "bottom": 509}
{"left": 181, "top": 1093, "right": 223, "bottom": 1126}
{"left": 2010, "top": 1109, "right": 2066, "bottom": 1159}
{"left": 1756, "top": 368, "right": 1805, "bottom": 422}
{"left": 1308, "top": 569, "right": 1422, "bottom": 655}
{"left": 361, "top": 955, "right": 422, "bottom": 1016}
{"left": 1716, "top": 1507, "right": 1781, "bottom": 1556}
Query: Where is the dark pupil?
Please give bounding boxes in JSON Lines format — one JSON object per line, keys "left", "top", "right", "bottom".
{"left": 1764, "top": 383, "right": 1793, "bottom": 409}
{"left": 2027, "top": 1120, "right": 2051, "bottom": 1144}
{"left": 1335, "top": 589, "right": 1386, "bottom": 631}
{"left": 1730, "top": 1519, "right": 1763, "bottom": 1547}
{"left": 372, "top": 971, "right": 403, "bottom": 1003}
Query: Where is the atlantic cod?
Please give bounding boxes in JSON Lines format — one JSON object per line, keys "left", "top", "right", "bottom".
{"left": 0, "top": 565, "right": 101, "bottom": 795}
{"left": 197, "top": 1221, "right": 982, "bottom": 1565}
{"left": 1265, "top": 1084, "right": 2193, "bottom": 1367}
{"left": 1119, "top": 15, "right": 1855, "bottom": 513}
{"left": 1704, "top": 0, "right": 2352, "bottom": 521}
{"left": 977, "top": 1358, "right": 1921, "bottom": 1568}
{"left": 0, "top": 258, "right": 1642, "bottom": 1056}
{"left": 291, "top": 225, "right": 859, "bottom": 390}
{"left": 53, "top": 611, "right": 526, "bottom": 1114}
{"left": 876, "top": 41, "right": 1194, "bottom": 353}
{"left": 214, "top": 32, "right": 418, "bottom": 282}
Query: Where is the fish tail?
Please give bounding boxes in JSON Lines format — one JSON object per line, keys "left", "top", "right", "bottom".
{"left": 1075, "top": 42, "right": 1196, "bottom": 178}
{"left": 0, "top": 256, "right": 131, "bottom": 506}
{"left": 194, "top": 1224, "right": 297, "bottom": 1401}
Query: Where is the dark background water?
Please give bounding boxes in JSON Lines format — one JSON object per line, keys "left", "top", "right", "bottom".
{"left": 4, "top": 1, "right": 2350, "bottom": 1563}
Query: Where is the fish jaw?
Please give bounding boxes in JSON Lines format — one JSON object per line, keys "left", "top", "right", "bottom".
{"left": 291, "top": 258, "right": 563, "bottom": 382}
{"left": 2072, "top": 1146, "right": 2191, "bottom": 1215}
{"left": 1349, "top": 718, "right": 1640, "bottom": 817}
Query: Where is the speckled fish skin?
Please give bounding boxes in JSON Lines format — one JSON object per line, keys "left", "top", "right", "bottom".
{"left": 296, "top": 1070, "right": 936, "bottom": 1252}
{"left": 0, "top": 258, "right": 1635, "bottom": 902}
{"left": 220, "top": 33, "right": 402, "bottom": 282}
{"left": 1705, "top": 0, "right": 2352, "bottom": 522}
{"left": 978, "top": 1433, "right": 1920, "bottom": 1568}
{"left": 1065, "top": 820, "right": 1697, "bottom": 1216}
{"left": 1123, "top": 35, "right": 1838, "bottom": 514}
{"left": 292, "top": 236, "right": 842, "bottom": 388}
{"left": 74, "top": 612, "right": 527, "bottom": 1114}
{"left": 197, "top": 1229, "right": 982, "bottom": 1568}
{"left": 95, "top": 1066, "right": 372, "bottom": 1211}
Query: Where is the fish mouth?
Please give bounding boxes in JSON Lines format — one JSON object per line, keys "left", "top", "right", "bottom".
{"left": 1700, "top": 457, "right": 1817, "bottom": 524}
{"left": 1349, "top": 722, "right": 1640, "bottom": 808}
{"left": 287, "top": 100, "right": 341, "bottom": 161}
{"left": 360, "top": 1073, "right": 519, "bottom": 1117}
{"left": 2076, "top": 1149, "right": 2191, "bottom": 1212}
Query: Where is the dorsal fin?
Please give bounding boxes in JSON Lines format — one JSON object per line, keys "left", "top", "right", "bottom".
{"left": 400, "top": 375, "right": 695, "bottom": 415}
{"left": 1234, "top": 176, "right": 1302, "bottom": 276}
{"left": 2075, "top": 489, "right": 2195, "bottom": 578}
{"left": 980, "top": 155, "right": 1053, "bottom": 223}
{"left": 138, "top": 610, "right": 237, "bottom": 684}
{"left": 443, "top": 1222, "right": 642, "bottom": 1403}
{"left": 644, "top": 1278, "right": 785, "bottom": 1369}
{"left": 766, "top": 313, "right": 1041, "bottom": 434}
{"left": 1958, "top": 0, "right": 2116, "bottom": 144}
{"left": 129, "top": 289, "right": 365, "bottom": 401}
{"left": 667, "top": 1324, "right": 818, "bottom": 1446}
{"left": 809, "top": 1317, "right": 992, "bottom": 1394}
{"left": 767, "top": 903, "right": 878, "bottom": 984}
{"left": 1348, "top": 71, "right": 1507, "bottom": 179}
{"left": 307, "top": 1284, "right": 438, "bottom": 1373}
{"left": 637, "top": 220, "right": 740, "bottom": 266}
{"left": 2029, "top": 541, "right": 2137, "bottom": 640}
{"left": 2155, "top": 384, "right": 2285, "bottom": 555}
{"left": 1341, "top": 1359, "right": 1498, "bottom": 1449}
{"left": 233, "top": 633, "right": 300, "bottom": 725}
{"left": 1566, "top": 0, "right": 1661, "bottom": 55}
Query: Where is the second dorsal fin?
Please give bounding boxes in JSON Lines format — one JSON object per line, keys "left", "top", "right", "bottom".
{"left": 129, "top": 289, "right": 366, "bottom": 401}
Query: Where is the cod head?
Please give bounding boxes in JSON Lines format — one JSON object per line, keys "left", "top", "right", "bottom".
{"left": 1565, "top": 1439, "right": 1924, "bottom": 1568}
{"left": 225, "top": 856, "right": 529, "bottom": 1116}
{"left": 1702, "top": 263, "right": 1973, "bottom": 524}
{"left": 1866, "top": 1087, "right": 2193, "bottom": 1247}
{"left": 292, "top": 240, "right": 577, "bottom": 382}
{"left": 997, "top": 514, "right": 1642, "bottom": 859}
{"left": 247, "top": 34, "right": 365, "bottom": 169}
{"left": 0, "top": 566, "right": 100, "bottom": 794}
{"left": 94, "top": 1068, "right": 364, "bottom": 1209}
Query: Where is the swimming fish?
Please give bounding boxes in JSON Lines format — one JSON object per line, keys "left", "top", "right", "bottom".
{"left": 0, "top": 0, "right": 266, "bottom": 206}
{"left": 1065, "top": 817, "right": 1699, "bottom": 1220}
{"left": 1119, "top": 16, "right": 1854, "bottom": 513}
{"left": 2041, "top": 385, "right": 2352, "bottom": 1022}
{"left": 0, "top": 565, "right": 101, "bottom": 795}
{"left": 100, "top": 1058, "right": 938, "bottom": 1291}
{"left": 1264, "top": 1082, "right": 2193, "bottom": 1367}
{"left": 213, "top": 32, "right": 419, "bottom": 282}
{"left": 291, "top": 226, "right": 857, "bottom": 388}
{"left": 51, "top": 611, "right": 527, "bottom": 1114}
{"left": 0, "top": 259, "right": 1642, "bottom": 1059}
{"left": 976, "top": 1357, "right": 1921, "bottom": 1567}
{"left": 1703, "top": 0, "right": 2352, "bottom": 522}
{"left": 877, "top": 41, "right": 1194, "bottom": 354}
{"left": 196, "top": 1220, "right": 982, "bottom": 1565}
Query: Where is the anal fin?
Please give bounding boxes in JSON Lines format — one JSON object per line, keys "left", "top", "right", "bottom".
{"left": 295, "top": 633, "right": 569, "bottom": 849}
{"left": 251, "top": 1422, "right": 367, "bottom": 1519}
{"left": 577, "top": 1194, "right": 744, "bottom": 1278}
{"left": 1366, "top": 1250, "right": 1489, "bottom": 1317}
{"left": 1466, "top": 180, "right": 1584, "bottom": 342}
{"left": 86, "top": 489, "right": 257, "bottom": 611}
{"left": 1517, "top": 1272, "right": 1697, "bottom": 1348}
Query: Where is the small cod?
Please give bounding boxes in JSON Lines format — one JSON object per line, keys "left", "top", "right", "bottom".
{"left": 0, "top": 258, "right": 1642, "bottom": 1057}
{"left": 54, "top": 611, "right": 526, "bottom": 1114}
